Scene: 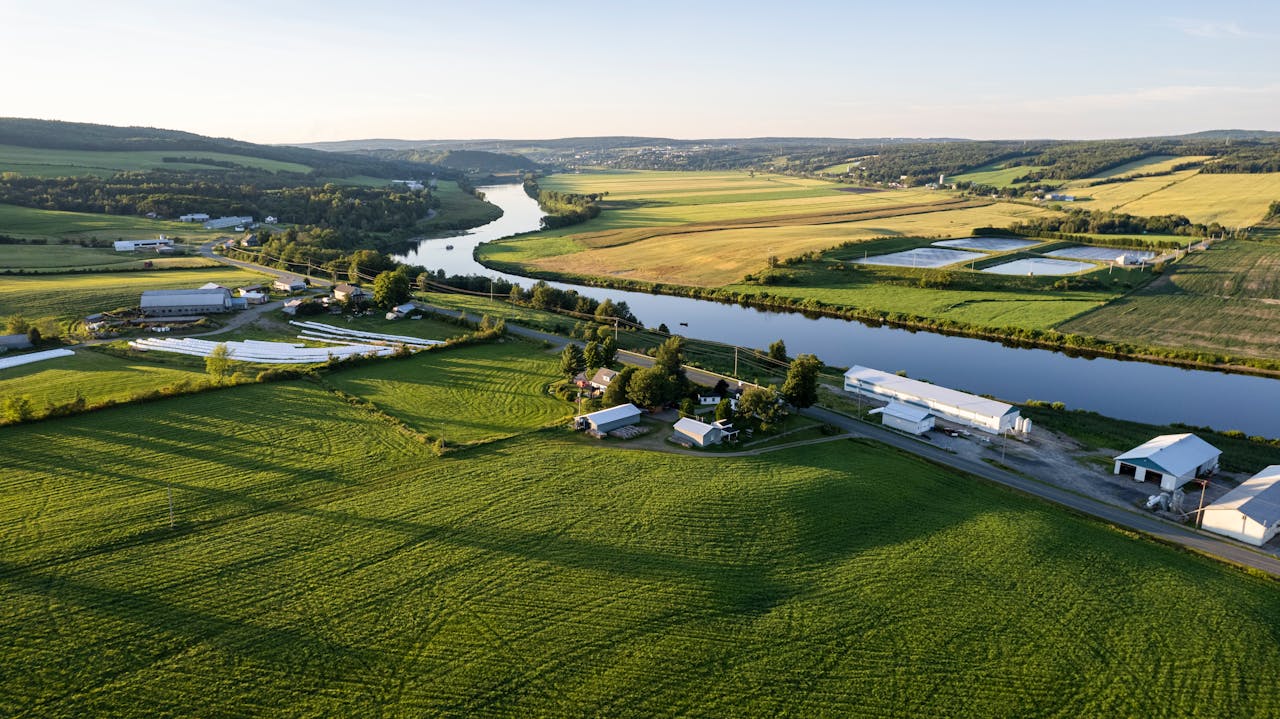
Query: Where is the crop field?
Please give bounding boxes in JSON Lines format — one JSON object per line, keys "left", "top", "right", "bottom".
{"left": 1063, "top": 170, "right": 1200, "bottom": 208}
{"left": 0, "top": 143, "right": 312, "bottom": 176}
{"left": 492, "top": 188, "right": 1057, "bottom": 287}
{"left": 0, "top": 267, "right": 269, "bottom": 319}
{"left": 0, "top": 203, "right": 222, "bottom": 241}
{"left": 948, "top": 162, "right": 1049, "bottom": 187}
{"left": 1119, "top": 172, "right": 1280, "bottom": 227}
{"left": 1087, "top": 155, "right": 1211, "bottom": 179}
{"left": 0, "top": 242, "right": 219, "bottom": 272}
{"left": 1060, "top": 240, "right": 1280, "bottom": 359}
{"left": 4, "top": 378, "right": 1280, "bottom": 716}
{"left": 0, "top": 348, "right": 206, "bottom": 409}
{"left": 326, "top": 341, "right": 569, "bottom": 445}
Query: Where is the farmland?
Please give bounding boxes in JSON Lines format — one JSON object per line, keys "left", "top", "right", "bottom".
{"left": 1086, "top": 154, "right": 1210, "bottom": 179}
{"left": 1066, "top": 170, "right": 1280, "bottom": 227}
{"left": 484, "top": 171, "right": 1057, "bottom": 287}
{"left": 0, "top": 242, "right": 219, "bottom": 273}
{"left": 0, "top": 143, "right": 313, "bottom": 177}
{"left": 1060, "top": 240, "right": 1280, "bottom": 359}
{"left": 0, "top": 203, "right": 222, "bottom": 241}
{"left": 0, "top": 267, "right": 269, "bottom": 320}
{"left": 4, "top": 371, "right": 1280, "bottom": 716}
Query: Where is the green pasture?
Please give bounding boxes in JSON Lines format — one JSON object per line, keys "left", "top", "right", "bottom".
{"left": 0, "top": 267, "right": 269, "bottom": 320}
{"left": 0, "top": 242, "right": 219, "bottom": 272}
{"left": 0, "top": 143, "right": 312, "bottom": 177}
{"left": 2, "top": 380, "right": 1280, "bottom": 715}
{"left": 0, "top": 347, "right": 207, "bottom": 410}
{"left": 0, "top": 203, "right": 222, "bottom": 241}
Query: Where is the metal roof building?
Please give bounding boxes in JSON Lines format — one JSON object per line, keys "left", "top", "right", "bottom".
{"left": 843, "top": 365, "right": 1020, "bottom": 434}
{"left": 1201, "top": 466, "right": 1280, "bottom": 547}
{"left": 574, "top": 403, "right": 642, "bottom": 434}
{"left": 140, "top": 288, "right": 233, "bottom": 317}
{"left": 870, "top": 401, "right": 935, "bottom": 436}
{"left": 1113, "top": 433, "right": 1221, "bottom": 491}
{"left": 673, "top": 417, "right": 724, "bottom": 447}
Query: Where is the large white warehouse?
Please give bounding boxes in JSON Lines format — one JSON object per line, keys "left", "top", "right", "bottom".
{"left": 1200, "top": 466, "right": 1280, "bottom": 547}
{"left": 140, "top": 288, "right": 233, "bottom": 316}
{"left": 843, "top": 365, "right": 1021, "bottom": 434}
{"left": 1113, "top": 433, "right": 1221, "bottom": 492}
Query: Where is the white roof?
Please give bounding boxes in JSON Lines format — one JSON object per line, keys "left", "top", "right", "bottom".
{"left": 1115, "top": 434, "right": 1221, "bottom": 478}
{"left": 844, "top": 365, "right": 1015, "bottom": 419}
{"left": 1207, "top": 466, "right": 1280, "bottom": 525}
{"left": 674, "top": 417, "right": 718, "bottom": 440}
{"left": 577, "top": 403, "right": 641, "bottom": 425}
{"left": 590, "top": 368, "right": 617, "bottom": 385}
{"left": 882, "top": 401, "right": 932, "bottom": 423}
{"left": 140, "top": 289, "right": 231, "bottom": 308}
{"left": 200, "top": 282, "right": 228, "bottom": 290}
{"left": 392, "top": 302, "right": 417, "bottom": 313}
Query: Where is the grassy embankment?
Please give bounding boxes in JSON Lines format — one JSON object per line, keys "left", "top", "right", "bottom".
{"left": 4, "top": 356, "right": 1280, "bottom": 715}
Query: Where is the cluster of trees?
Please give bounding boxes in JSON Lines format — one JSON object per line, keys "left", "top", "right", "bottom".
{"left": 1008, "top": 209, "right": 1224, "bottom": 237}
{"left": 523, "top": 178, "right": 603, "bottom": 229}
{"left": 1201, "top": 146, "right": 1280, "bottom": 174}
{"left": 0, "top": 174, "right": 434, "bottom": 237}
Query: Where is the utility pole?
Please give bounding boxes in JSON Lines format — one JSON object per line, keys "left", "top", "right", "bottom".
{"left": 613, "top": 318, "right": 619, "bottom": 342}
{"left": 734, "top": 347, "right": 739, "bottom": 377}
{"left": 1195, "top": 479, "right": 1209, "bottom": 528}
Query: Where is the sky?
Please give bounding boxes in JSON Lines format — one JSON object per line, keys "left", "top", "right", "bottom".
{"left": 2, "top": 0, "right": 1278, "bottom": 143}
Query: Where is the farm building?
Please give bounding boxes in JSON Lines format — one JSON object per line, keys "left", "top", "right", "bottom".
{"left": 179, "top": 213, "right": 210, "bottom": 223}
{"left": 589, "top": 368, "right": 617, "bottom": 391}
{"left": 281, "top": 298, "right": 306, "bottom": 316}
{"left": 672, "top": 417, "right": 737, "bottom": 447}
{"left": 843, "top": 365, "right": 1022, "bottom": 434}
{"left": 0, "top": 334, "right": 34, "bottom": 352}
{"left": 140, "top": 288, "right": 233, "bottom": 316}
{"left": 200, "top": 282, "right": 229, "bottom": 291}
{"left": 273, "top": 277, "right": 307, "bottom": 293}
{"left": 113, "top": 237, "right": 174, "bottom": 252}
{"left": 203, "top": 216, "right": 254, "bottom": 230}
{"left": 870, "top": 401, "right": 935, "bottom": 435}
{"left": 333, "top": 283, "right": 372, "bottom": 302}
{"left": 1113, "top": 434, "right": 1221, "bottom": 491}
{"left": 264, "top": 216, "right": 278, "bottom": 224}
{"left": 240, "top": 290, "right": 267, "bottom": 305}
{"left": 1201, "top": 466, "right": 1280, "bottom": 547}
{"left": 386, "top": 302, "right": 417, "bottom": 319}
{"left": 574, "top": 403, "right": 642, "bottom": 434}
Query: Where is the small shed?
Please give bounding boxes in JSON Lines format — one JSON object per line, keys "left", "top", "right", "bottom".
{"left": 1114, "top": 433, "right": 1221, "bottom": 491}
{"left": 1201, "top": 466, "right": 1280, "bottom": 547}
{"left": 574, "top": 403, "right": 642, "bottom": 434}
{"left": 872, "top": 401, "right": 935, "bottom": 435}
{"left": 673, "top": 417, "right": 724, "bottom": 448}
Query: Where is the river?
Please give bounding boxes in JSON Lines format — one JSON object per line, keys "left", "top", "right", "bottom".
{"left": 396, "top": 183, "right": 1280, "bottom": 437}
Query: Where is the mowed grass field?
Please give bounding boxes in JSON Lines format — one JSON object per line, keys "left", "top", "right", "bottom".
{"left": 487, "top": 171, "right": 1058, "bottom": 286}
{"left": 0, "top": 267, "right": 269, "bottom": 319}
{"left": 0, "top": 242, "right": 219, "bottom": 272}
{"left": 4, "top": 378, "right": 1280, "bottom": 716}
{"left": 1087, "top": 155, "right": 1210, "bottom": 179}
{"left": 0, "top": 348, "right": 206, "bottom": 409}
{"left": 1060, "top": 240, "right": 1280, "bottom": 359}
{"left": 0, "top": 143, "right": 312, "bottom": 177}
{"left": 327, "top": 341, "right": 569, "bottom": 445}
{"left": 1068, "top": 170, "right": 1280, "bottom": 227}
{"left": 0, "top": 203, "right": 223, "bottom": 241}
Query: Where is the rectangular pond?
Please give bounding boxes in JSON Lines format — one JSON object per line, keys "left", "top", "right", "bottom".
{"left": 933, "top": 237, "right": 1040, "bottom": 252}
{"left": 1046, "top": 245, "right": 1157, "bottom": 262}
{"left": 982, "top": 258, "right": 1095, "bottom": 276}
{"left": 852, "top": 248, "right": 984, "bottom": 268}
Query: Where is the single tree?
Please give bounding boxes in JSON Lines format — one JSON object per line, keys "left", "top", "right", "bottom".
{"left": 583, "top": 341, "right": 605, "bottom": 370}
{"left": 3, "top": 395, "right": 35, "bottom": 423}
{"left": 679, "top": 398, "right": 698, "bottom": 418}
{"left": 768, "top": 339, "right": 788, "bottom": 363}
{"left": 560, "top": 344, "right": 585, "bottom": 377}
{"left": 715, "top": 397, "right": 734, "bottom": 422}
{"left": 26, "top": 326, "right": 42, "bottom": 347}
{"left": 4, "top": 313, "right": 30, "bottom": 335}
{"left": 205, "top": 343, "right": 231, "bottom": 381}
{"left": 626, "top": 367, "right": 671, "bottom": 410}
{"left": 601, "top": 365, "right": 636, "bottom": 406}
{"left": 781, "top": 353, "right": 821, "bottom": 408}
{"left": 739, "top": 385, "right": 785, "bottom": 430}
{"left": 600, "top": 336, "right": 618, "bottom": 365}
{"left": 653, "top": 335, "right": 686, "bottom": 376}
{"left": 373, "top": 268, "right": 411, "bottom": 308}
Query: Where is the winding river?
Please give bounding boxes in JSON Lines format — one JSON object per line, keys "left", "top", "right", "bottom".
{"left": 397, "top": 184, "right": 1280, "bottom": 437}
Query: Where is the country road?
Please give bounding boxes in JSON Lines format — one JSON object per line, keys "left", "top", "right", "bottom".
{"left": 196, "top": 252, "right": 1280, "bottom": 579}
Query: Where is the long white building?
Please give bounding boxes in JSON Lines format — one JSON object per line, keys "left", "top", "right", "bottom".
{"left": 843, "top": 365, "right": 1022, "bottom": 434}
{"left": 114, "top": 237, "right": 174, "bottom": 252}
{"left": 140, "top": 288, "right": 233, "bottom": 316}
{"left": 1201, "top": 466, "right": 1280, "bottom": 547}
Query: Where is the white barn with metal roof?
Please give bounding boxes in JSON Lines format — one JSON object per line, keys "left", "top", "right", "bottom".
{"left": 1113, "top": 433, "right": 1221, "bottom": 491}
{"left": 843, "top": 365, "right": 1020, "bottom": 434}
{"left": 574, "top": 403, "right": 642, "bottom": 434}
{"left": 140, "top": 288, "right": 233, "bottom": 316}
{"left": 673, "top": 417, "right": 724, "bottom": 447}
{"left": 870, "top": 401, "right": 935, "bottom": 435}
{"left": 1201, "top": 466, "right": 1280, "bottom": 547}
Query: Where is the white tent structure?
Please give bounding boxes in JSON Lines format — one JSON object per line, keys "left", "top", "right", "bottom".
{"left": 843, "top": 365, "right": 1021, "bottom": 434}
{"left": 1113, "top": 433, "right": 1221, "bottom": 491}
{"left": 1201, "top": 466, "right": 1280, "bottom": 547}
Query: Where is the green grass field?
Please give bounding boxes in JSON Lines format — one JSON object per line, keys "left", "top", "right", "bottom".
{"left": 417, "top": 180, "right": 504, "bottom": 232}
{"left": 4, "top": 376, "right": 1280, "bottom": 716}
{"left": 0, "top": 347, "right": 207, "bottom": 410}
{"left": 949, "top": 162, "right": 1050, "bottom": 187}
{"left": 0, "top": 267, "right": 269, "bottom": 320}
{"left": 1060, "top": 240, "right": 1280, "bottom": 359}
{"left": 1087, "top": 155, "right": 1210, "bottom": 179}
{"left": 0, "top": 203, "right": 223, "bottom": 241}
{"left": 0, "top": 143, "right": 312, "bottom": 177}
{"left": 0, "top": 242, "right": 220, "bottom": 272}
{"left": 326, "top": 340, "right": 569, "bottom": 445}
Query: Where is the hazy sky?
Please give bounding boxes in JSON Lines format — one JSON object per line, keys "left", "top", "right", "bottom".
{"left": 3, "top": 0, "right": 1278, "bottom": 143}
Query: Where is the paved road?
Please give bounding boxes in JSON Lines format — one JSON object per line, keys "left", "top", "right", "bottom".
{"left": 197, "top": 240, "right": 335, "bottom": 287}
{"left": 799, "top": 405, "right": 1280, "bottom": 578}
